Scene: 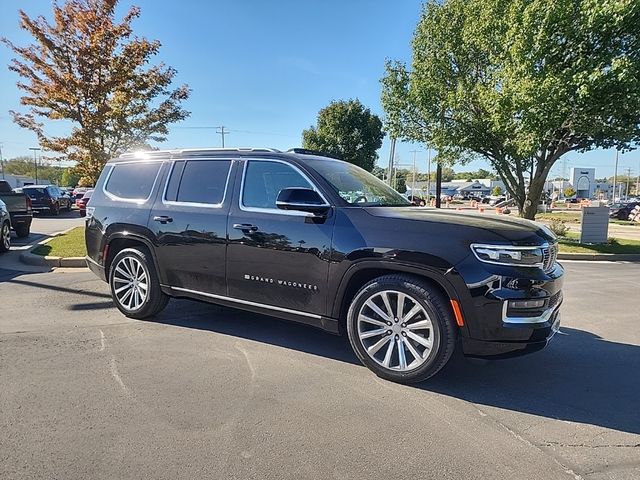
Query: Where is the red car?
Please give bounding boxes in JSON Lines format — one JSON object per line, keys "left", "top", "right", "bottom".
{"left": 76, "top": 189, "right": 94, "bottom": 217}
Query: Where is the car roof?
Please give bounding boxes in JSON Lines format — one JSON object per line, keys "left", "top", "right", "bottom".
{"left": 23, "top": 185, "right": 53, "bottom": 188}
{"left": 111, "top": 147, "right": 343, "bottom": 166}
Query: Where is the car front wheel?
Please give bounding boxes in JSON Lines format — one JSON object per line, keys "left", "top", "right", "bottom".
{"left": 347, "top": 274, "right": 457, "bottom": 384}
{"left": 109, "top": 247, "right": 169, "bottom": 319}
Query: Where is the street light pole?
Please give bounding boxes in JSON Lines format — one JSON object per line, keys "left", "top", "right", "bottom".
{"left": 409, "top": 149, "right": 419, "bottom": 199}
{"left": 29, "top": 147, "right": 41, "bottom": 184}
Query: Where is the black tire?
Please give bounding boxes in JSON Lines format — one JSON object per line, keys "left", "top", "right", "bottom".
{"left": 346, "top": 274, "right": 457, "bottom": 384}
{"left": 50, "top": 203, "right": 60, "bottom": 216}
{"left": 15, "top": 224, "right": 30, "bottom": 238}
{"left": 109, "top": 247, "right": 169, "bottom": 319}
{"left": 0, "top": 221, "right": 10, "bottom": 253}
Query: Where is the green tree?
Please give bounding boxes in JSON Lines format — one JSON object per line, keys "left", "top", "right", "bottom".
{"left": 440, "top": 166, "right": 455, "bottom": 182}
{"left": 371, "top": 166, "right": 386, "bottom": 180}
{"left": 3, "top": 0, "right": 190, "bottom": 186}
{"left": 563, "top": 187, "right": 576, "bottom": 198}
{"left": 492, "top": 186, "right": 503, "bottom": 196}
{"left": 302, "top": 99, "right": 384, "bottom": 172}
{"left": 60, "top": 168, "right": 81, "bottom": 187}
{"left": 381, "top": 0, "right": 640, "bottom": 219}
{"left": 395, "top": 176, "right": 407, "bottom": 194}
{"left": 454, "top": 168, "right": 496, "bottom": 181}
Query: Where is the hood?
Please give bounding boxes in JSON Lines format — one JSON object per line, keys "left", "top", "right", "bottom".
{"left": 363, "top": 207, "right": 556, "bottom": 245}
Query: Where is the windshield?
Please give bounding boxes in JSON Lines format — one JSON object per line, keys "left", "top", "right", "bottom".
{"left": 310, "top": 159, "right": 410, "bottom": 206}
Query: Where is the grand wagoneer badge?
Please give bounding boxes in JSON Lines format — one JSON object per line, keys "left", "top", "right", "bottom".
{"left": 244, "top": 274, "right": 318, "bottom": 291}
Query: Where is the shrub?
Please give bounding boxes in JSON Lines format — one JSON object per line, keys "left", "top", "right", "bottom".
{"left": 549, "top": 218, "right": 568, "bottom": 237}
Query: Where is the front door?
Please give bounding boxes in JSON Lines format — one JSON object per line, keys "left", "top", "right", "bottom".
{"left": 148, "top": 158, "right": 236, "bottom": 295}
{"left": 227, "top": 159, "right": 334, "bottom": 317}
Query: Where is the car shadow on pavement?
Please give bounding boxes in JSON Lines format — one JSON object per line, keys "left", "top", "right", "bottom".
{"left": 151, "top": 300, "right": 640, "bottom": 436}
{"left": 11, "top": 278, "right": 637, "bottom": 437}
{"left": 427, "top": 327, "right": 640, "bottom": 435}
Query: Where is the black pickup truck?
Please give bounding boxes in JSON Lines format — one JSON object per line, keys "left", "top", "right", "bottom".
{"left": 85, "top": 148, "right": 564, "bottom": 384}
{"left": 0, "top": 180, "right": 33, "bottom": 238}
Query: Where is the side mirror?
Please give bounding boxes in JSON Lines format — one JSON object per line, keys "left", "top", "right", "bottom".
{"left": 276, "top": 188, "right": 330, "bottom": 215}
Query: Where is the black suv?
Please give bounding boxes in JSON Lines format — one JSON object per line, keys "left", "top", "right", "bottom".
{"left": 23, "top": 185, "right": 72, "bottom": 215}
{"left": 85, "top": 148, "right": 564, "bottom": 383}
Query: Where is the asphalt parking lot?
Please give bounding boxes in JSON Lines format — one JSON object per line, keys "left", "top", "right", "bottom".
{"left": 0, "top": 260, "right": 638, "bottom": 480}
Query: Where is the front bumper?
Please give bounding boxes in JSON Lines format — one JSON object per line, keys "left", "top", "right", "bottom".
{"left": 451, "top": 255, "right": 564, "bottom": 358}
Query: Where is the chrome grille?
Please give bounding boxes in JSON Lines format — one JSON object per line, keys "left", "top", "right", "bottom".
{"left": 542, "top": 243, "right": 558, "bottom": 272}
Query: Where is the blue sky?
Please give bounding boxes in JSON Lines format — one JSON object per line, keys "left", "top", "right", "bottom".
{"left": 0, "top": 0, "right": 637, "bottom": 178}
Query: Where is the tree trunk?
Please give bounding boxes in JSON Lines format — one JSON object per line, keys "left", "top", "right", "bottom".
{"left": 520, "top": 176, "right": 546, "bottom": 220}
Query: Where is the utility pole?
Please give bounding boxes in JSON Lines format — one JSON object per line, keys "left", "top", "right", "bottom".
{"left": 409, "top": 149, "right": 419, "bottom": 199}
{"left": 435, "top": 162, "right": 442, "bottom": 208}
{"left": 386, "top": 138, "right": 396, "bottom": 186}
{"left": 613, "top": 150, "right": 619, "bottom": 202}
{"left": 0, "top": 142, "right": 4, "bottom": 180}
{"left": 625, "top": 167, "right": 632, "bottom": 201}
{"left": 426, "top": 147, "right": 432, "bottom": 201}
{"left": 215, "top": 126, "right": 228, "bottom": 148}
{"left": 29, "top": 147, "right": 41, "bottom": 184}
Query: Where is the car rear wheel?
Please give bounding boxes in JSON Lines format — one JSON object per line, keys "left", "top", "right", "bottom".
{"left": 347, "top": 274, "right": 457, "bottom": 384}
{"left": 109, "top": 247, "right": 169, "bottom": 319}
{"left": 15, "top": 224, "right": 30, "bottom": 238}
{"left": 0, "top": 221, "right": 10, "bottom": 253}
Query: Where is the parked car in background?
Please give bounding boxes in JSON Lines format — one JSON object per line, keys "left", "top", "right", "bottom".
{"left": 23, "top": 185, "right": 72, "bottom": 215}
{"left": 77, "top": 189, "right": 94, "bottom": 216}
{"left": 609, "top": 202, "right": 640, "bottom": 220}
{"left": 0, "top": 199, "right": 11, "bottom": 253}
{"left": 0, "top": 180, "right": 33, "bottom": 238}
{"left": 72, "top": 187, "right": 89, "bottom": 204}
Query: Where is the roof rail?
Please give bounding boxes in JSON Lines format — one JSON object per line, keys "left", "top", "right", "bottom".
{"left": 120, "top": 147, "right": 282, "bottom": 159}
{"left": 287, "top": 148, "right": 340, "bottom": 159}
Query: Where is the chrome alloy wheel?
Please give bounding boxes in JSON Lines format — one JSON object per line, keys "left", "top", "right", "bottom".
{"left": 2, "top": 223, "right": 10, "bottom": 250}
{"left": 357, "top": 290, "right": 436, "bottom": 371}
{"left": 112, "top": 256, "right": 148, "bottom": 311}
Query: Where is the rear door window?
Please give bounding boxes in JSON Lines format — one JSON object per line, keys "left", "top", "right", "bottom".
{"left": 105, "top": 162, "right": 162, "bottom": 200}
{"left": 165, "top": 160, "right": 232, "bottom": 205}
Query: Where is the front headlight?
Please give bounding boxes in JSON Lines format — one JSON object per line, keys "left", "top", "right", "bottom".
{"left": 471, "top": 244, "right": 544, "bottom": 267}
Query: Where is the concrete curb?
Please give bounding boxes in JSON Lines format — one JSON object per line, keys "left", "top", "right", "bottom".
{"left": 557, "top": 253, "right": 640, "bottom": 262}
{"left": 19, "top": 227, "right": 87, "bottom": 269}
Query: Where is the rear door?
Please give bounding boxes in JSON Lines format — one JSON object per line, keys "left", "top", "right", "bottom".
{"left": 148, "top": 157, "right": 236, "bottom": 296}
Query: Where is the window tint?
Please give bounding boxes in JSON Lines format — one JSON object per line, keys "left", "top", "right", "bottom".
{"left": 242, "top": 161, "right": 313, "bottom": 209}
{"left": 168, "top": 160, "right": 231, "bottom": 205}
{"left": 105, "top": 162, "right": 161, "bottom": 200}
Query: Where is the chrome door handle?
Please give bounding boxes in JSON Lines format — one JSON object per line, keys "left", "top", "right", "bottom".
{"left": 233, "top": 223, "right": 258, "bottom": 232}
{"left": 153, "top": 215, "right": 173, "bottom": 224}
